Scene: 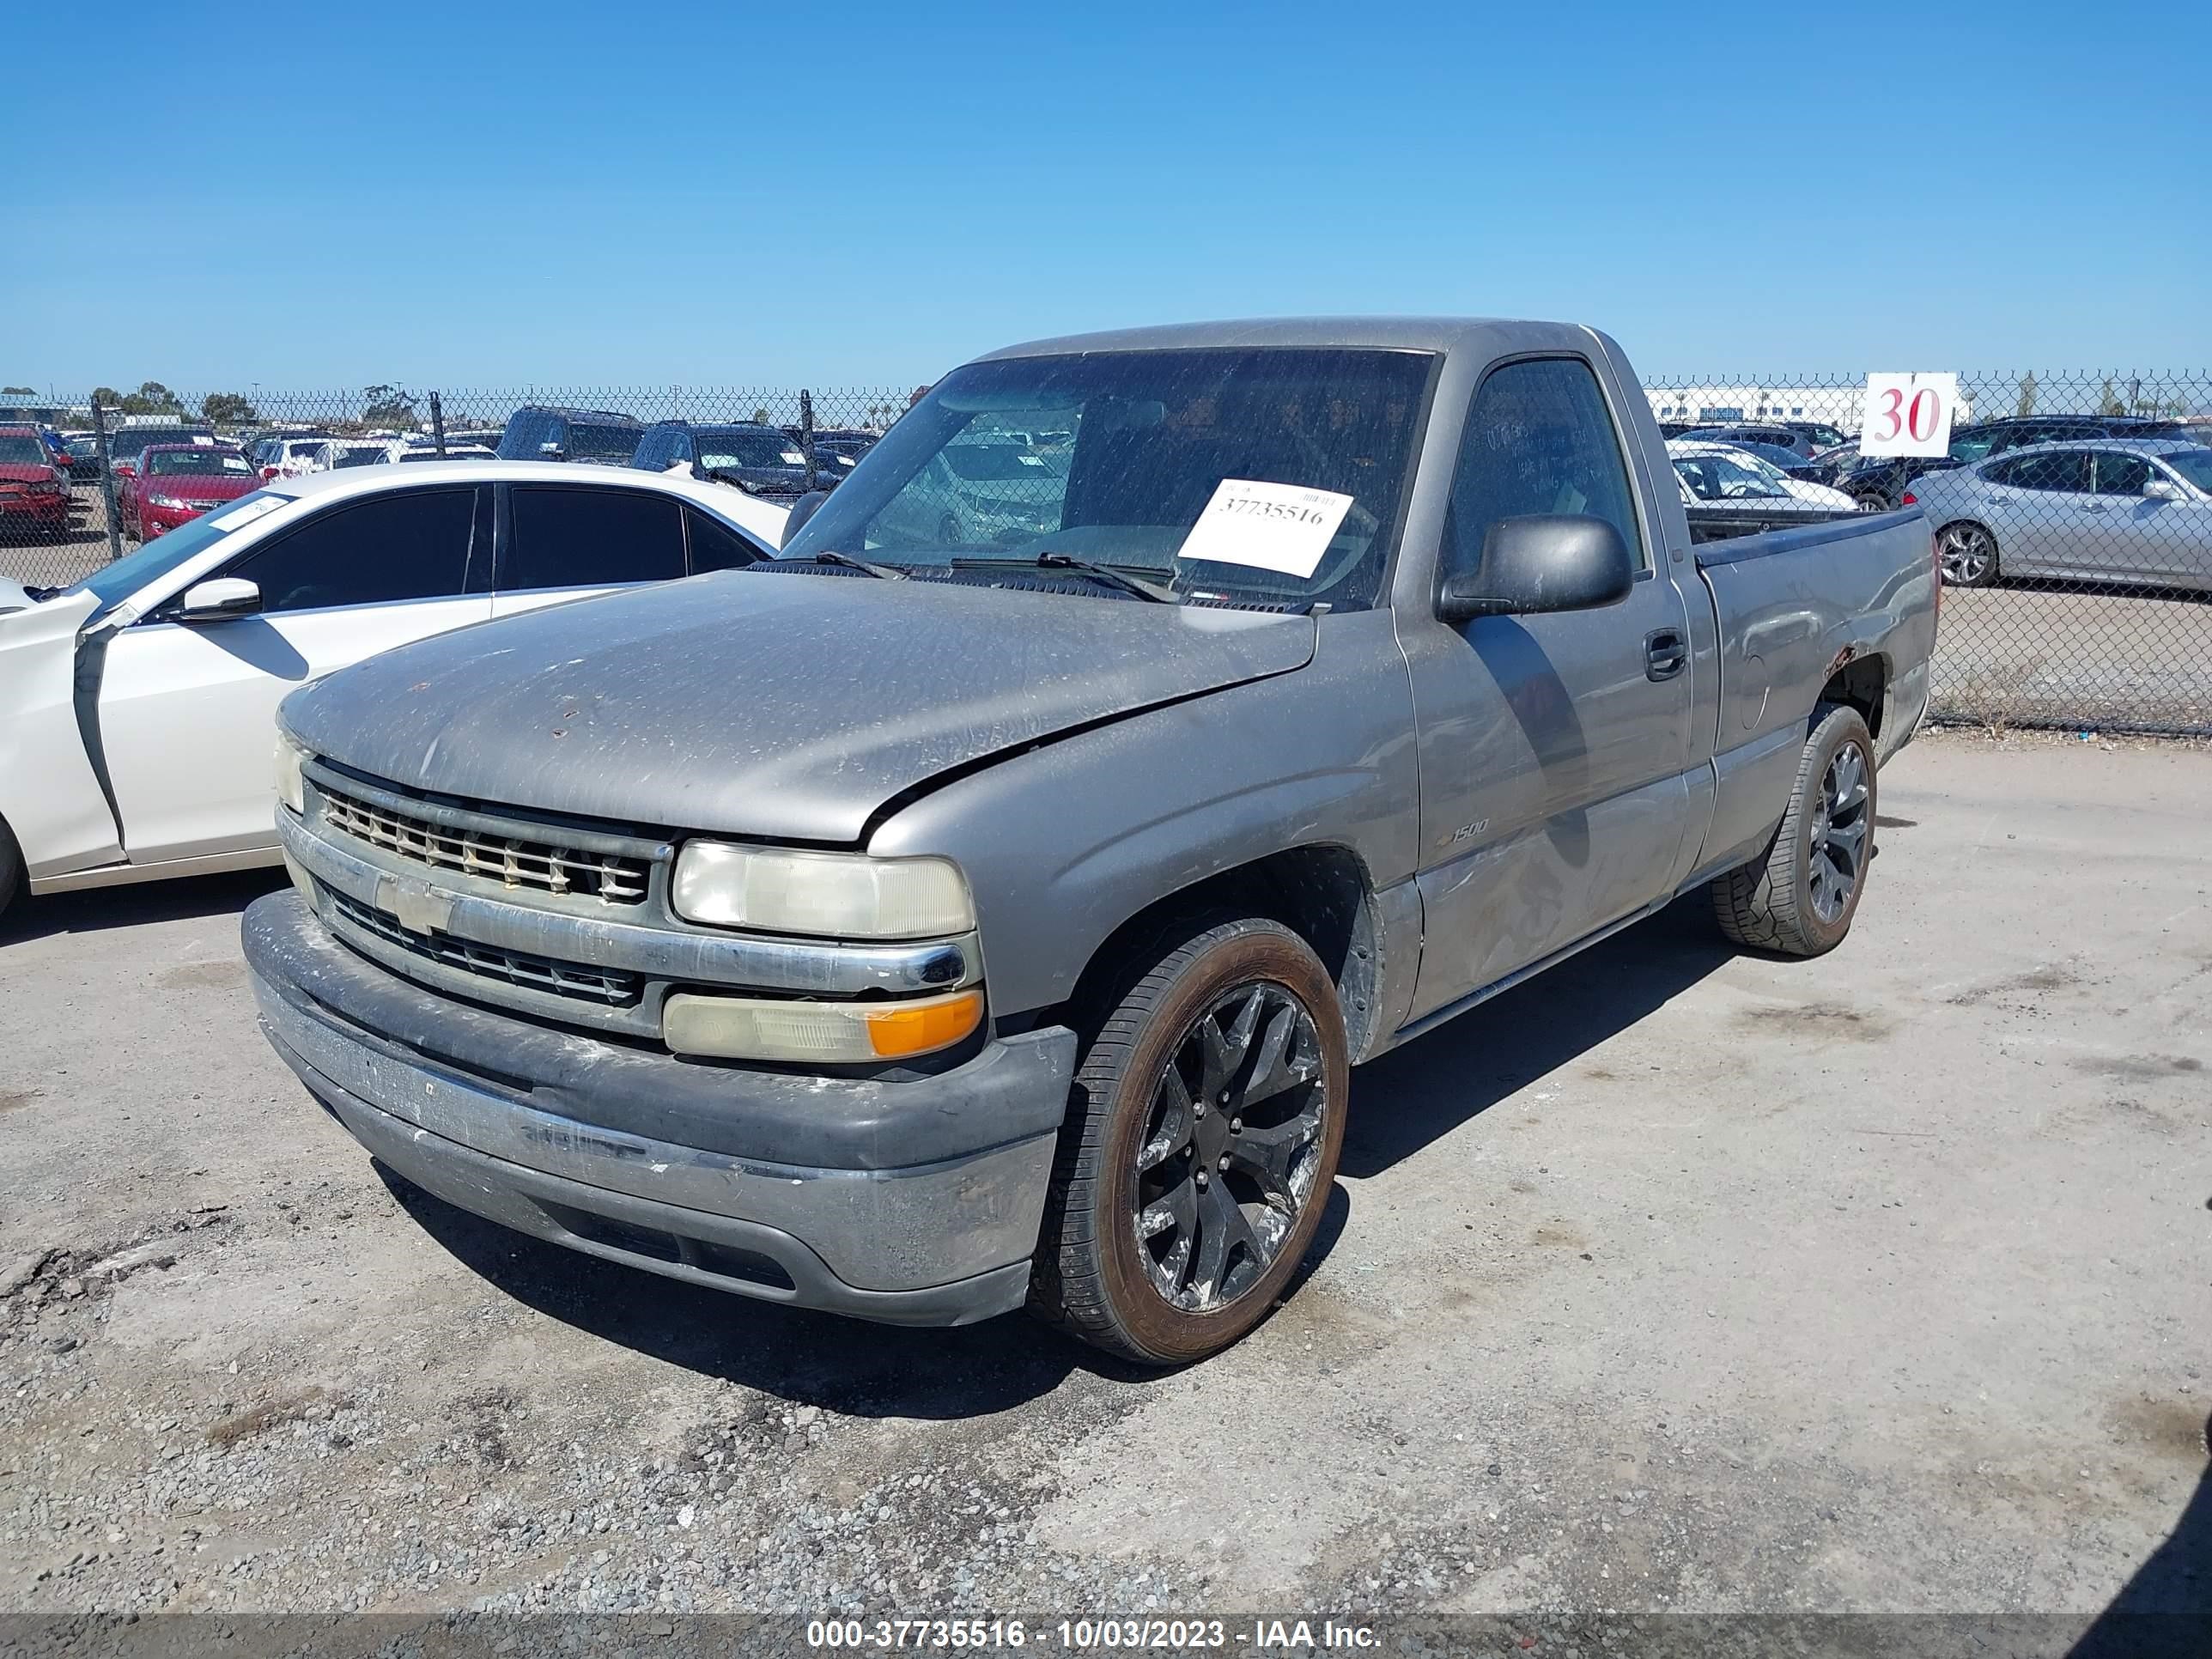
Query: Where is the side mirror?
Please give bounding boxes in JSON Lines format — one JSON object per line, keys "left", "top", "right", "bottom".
{"left": 538, "top": 441, "right": 564, "bottom": 459}
{"left": 2142, "top": 477, "right": 2184, "bottom": 502}
{"left": 781, "top": 489, "right": 833, "bottom": 546}
{"left": 1436, "top": 515, "right": 1636, "bottom": 623}
{"left": 113, "top": 460, "right": 137, "bottom": 477}
{"left": 177, "top": 577, "right": 262, "bottom": 622}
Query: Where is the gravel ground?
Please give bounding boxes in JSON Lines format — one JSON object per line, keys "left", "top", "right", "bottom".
{"left": 0, "top": 730, "right": 2206, "bottom": 1631}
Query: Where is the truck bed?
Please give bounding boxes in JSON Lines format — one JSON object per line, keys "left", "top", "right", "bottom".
{"left": 1686, "top": 507, "right": 1938, "bottom": 886}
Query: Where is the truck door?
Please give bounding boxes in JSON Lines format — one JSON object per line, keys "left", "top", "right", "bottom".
{"left": 1401, "top": 355, "right": 1698, "bottom": 1023}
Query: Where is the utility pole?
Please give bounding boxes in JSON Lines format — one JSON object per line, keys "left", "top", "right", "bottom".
{"left": 91, "top": 398, "right": 123, "bottom": 563}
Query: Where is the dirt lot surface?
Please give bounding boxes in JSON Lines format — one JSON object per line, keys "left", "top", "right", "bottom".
{"left": 1933, "top": 582, "right": 2212, "bottom": 731}
{"left": 0, "top": 485, "right": 114, "bottom": 589}
{"left": 0, "top": 731, "right": 2206, "bottom": 1628}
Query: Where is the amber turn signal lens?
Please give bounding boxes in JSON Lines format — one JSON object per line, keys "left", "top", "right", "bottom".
{"left": 865, "top": 988, "right": 984, "bottom": 1058}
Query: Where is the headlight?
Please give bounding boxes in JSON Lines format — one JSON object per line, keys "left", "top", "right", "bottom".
{"left": 671, "top": 843, "right": 974, "bottom": 939}
{"left": 274, "top": 732, "right": 310, "bottom": 816}
{"left": 148, "top": 493, "right": 191, "bottom": 509}
{"left": 664, "top": 987, "right": 983, "bottom": 1063}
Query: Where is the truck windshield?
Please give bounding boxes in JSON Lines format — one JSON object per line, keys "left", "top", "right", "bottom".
{"left": 698, "top": 431, "right": 805, "bottom": 470}
{"left": 781, "top": 348, "right": 1437, "bottom": 611}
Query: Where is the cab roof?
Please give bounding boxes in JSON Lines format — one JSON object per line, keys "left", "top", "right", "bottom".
{"left": 975, "top": 315, "right": 1594, "bottom": 362}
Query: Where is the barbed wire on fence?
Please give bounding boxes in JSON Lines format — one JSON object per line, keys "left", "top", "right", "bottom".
{"left": 4, "top": 373, "right": 2208, "bottom": 735}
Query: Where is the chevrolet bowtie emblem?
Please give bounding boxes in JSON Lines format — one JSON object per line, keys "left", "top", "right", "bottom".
{"left": 377, "top": 875, "right": 456, "bottom": 937}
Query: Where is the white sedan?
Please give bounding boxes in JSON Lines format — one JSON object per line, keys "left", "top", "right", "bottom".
{"left": 1668, "top": 441, "right": 1858, "bottom": 512}
{"left": 0, "top": 462, "right": 787, "bottom": 913}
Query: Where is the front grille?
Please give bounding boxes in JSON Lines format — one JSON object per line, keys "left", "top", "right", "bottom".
{"left": 327, "top": 889, "right": 642, "bottom": 1008}
{"left": 319, "top": 782, "right": 650, "bottom": 904}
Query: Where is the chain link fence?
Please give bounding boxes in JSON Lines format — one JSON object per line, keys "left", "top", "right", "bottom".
{"left": 1642, "top": 370, "right": 2212, "bottom": 735}
{"left": 5, "top": 372, "right": 2208, "bottom": 734}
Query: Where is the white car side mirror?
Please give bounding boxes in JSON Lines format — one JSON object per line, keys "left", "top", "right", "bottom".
{"left": 2142, "top": 477, "right": 2184, "bottom": 502}
{"left": 178, "top": 577, "right": 263, "bottom": 622}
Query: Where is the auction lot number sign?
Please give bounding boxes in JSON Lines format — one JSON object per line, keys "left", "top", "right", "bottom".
{"left": 1858, "top": 372, "right": 1960, "bottom": 458}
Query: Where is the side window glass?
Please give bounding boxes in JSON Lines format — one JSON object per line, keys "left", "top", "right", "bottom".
{"left": 506, "top": 486, "right": 685, "bottom": 590}
{"left": 2013, "top": 451, "right": 2093, "bottom": 493}
{"left": 685, "top": 507, "right": 766, "bottom": 574}
{"left": 225, "top": 489, "right": 476, "bottom": 612}
{"left": 2093, "top": 453, "right": 2153, "bottom": 497}
{"left": 1443, "top": 358, "right": 1646, "bottom": 581}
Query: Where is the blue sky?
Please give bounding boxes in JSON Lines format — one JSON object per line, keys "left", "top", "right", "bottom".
{"left": 9, "top": 1, "right": 2206, "bottom": 395}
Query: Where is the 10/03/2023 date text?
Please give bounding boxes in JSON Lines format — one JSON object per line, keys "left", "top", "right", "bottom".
{"left": 806, "top": 1618, "right": 1380, "bottom": 1649}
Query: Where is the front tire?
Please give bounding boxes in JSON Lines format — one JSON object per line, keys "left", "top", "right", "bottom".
{"left": 1030, "top": 917, "right": 1349, "bottom": 1366}
{"left": 1711, "top": 703, "right": 1876, "bottom": 958}
{"left": 1936, "top": 521, "right": 2000, "bottom": 587}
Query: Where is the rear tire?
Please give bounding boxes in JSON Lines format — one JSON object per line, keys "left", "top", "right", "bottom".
{"left": 1852, "top": 491, "right": 1891, "bottom": 514}
{"left": 1936, "top": 521, "right": 1999, "bottom": 587}
{"left": 1029, "top": 917, "right": 1348, "bottom": 1366}
{"left": 1711, "top": 703, "right": 1875, "bottom": 958}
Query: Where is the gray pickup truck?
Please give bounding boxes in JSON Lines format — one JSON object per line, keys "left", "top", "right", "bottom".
{"left": 245, "top": 319, "right": 1937, "bottom": 1365}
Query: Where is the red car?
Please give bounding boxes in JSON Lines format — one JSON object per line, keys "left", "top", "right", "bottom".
{"left": 118, "top": 443, "right": 259, "bottom": 541}
{"left": 0, "top": 423, "right": 72, "bottom": 540}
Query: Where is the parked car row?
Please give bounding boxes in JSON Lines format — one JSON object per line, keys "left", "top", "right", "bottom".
{"left": 494, "top": 404, "right": 879, "bottom": 495}
{"left": 1828, "top": 414, "right": 2204, "bottom": 511}
{"left": 1905, "top": 438, "right": 2212, "bottom": 591}
{"left": 0, "top": 460, "right": 789, "bottom": 901}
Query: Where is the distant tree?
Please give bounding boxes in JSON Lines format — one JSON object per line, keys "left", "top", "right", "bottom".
{"left": 2098, "top": 377, "right": 2126, "bottom": 416}
{"left": 361, "top": 383, "right": 417, "bottom": 427}
{"left": 1, "top": 385, "right": 34, "bottom": 397}
{"left": 751, "top": 406, "right": 770, "bottom": 424}
{"left": 89, "top": 386, "right": 124, "bottom": 410}
{"left": 2014, "top": 373, "right": 2037, "bottom": 417}
{"left": 201, "top": 391, "right": 258, "bottom": 424}
{"left": 117, "top": 380, "right": 188, "bottom": 416}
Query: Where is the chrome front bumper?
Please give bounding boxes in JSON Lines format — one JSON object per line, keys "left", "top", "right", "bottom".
{"left": 244, "top": 891, "right": 1076, "bottom": 1325}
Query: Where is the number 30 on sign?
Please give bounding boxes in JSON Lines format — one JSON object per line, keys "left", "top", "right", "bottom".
{"left": 1858, "top": 372, "right": 1959, "bottom": 458}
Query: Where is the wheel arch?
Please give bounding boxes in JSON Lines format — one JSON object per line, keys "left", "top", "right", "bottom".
{"left": 1818, "top": 651, "right": 1890, "bottom": 739}
{"left": 1055, "top": 842, "right": 1385, "bottom": 1061}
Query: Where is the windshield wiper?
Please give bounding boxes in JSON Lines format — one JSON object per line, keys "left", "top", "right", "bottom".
{"left": 950, "top": 553, "right": 1176, "bottom": 605}
{"left": 786, "top": 550, "right": 908, "bottom": 580}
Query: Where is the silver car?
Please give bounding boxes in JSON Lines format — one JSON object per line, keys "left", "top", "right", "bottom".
{"left": 1910, "top": 439, "right": 2212, "bottom": 592}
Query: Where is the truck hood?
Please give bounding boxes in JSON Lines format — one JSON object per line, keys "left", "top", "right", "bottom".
{"left": 284, "top": 570, "right": 1316, "bottom": 843}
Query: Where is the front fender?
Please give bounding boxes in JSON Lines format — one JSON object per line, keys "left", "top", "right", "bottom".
{"left": 866, "top": 608, "right": 1420, "bottom": 1021}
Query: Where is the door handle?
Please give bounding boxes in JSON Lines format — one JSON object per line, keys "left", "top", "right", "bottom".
{"left": 1644, "top": 628, "right": 1687, "bottom": 682}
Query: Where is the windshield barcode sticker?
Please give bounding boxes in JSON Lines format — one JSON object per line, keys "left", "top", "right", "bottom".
{"left": 1176, "top": 478, "right": 1356, "bottom": 579}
